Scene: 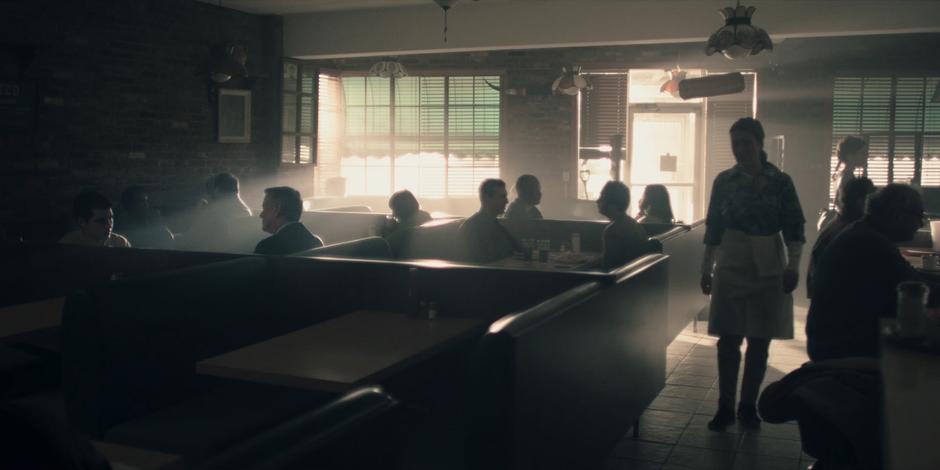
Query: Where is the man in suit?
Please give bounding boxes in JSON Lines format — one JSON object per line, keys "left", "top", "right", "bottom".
{"left": 458, "top": 178, "right": 522, "bottom": 263}
{"left": 254, "top": 186, "right": 323, "bottom": 255}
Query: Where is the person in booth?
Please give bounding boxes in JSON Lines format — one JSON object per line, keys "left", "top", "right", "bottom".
{"left": 808, "top": 184, "right": 931, "bottom": 362}
{"left": 636, "top": 184, "right": 675, "bottom": 224}
{"left": 180, "top": 172, "right": 253, "bottom": 251}
{"left": 116, "top": 185, "right": 175, "bottom": 249}
{"left": 595, "top": 181, "right": 649, "bottom": 270}
{"left": 254, "top": 186, "right": 323, "bottom": 255}
{"left": 60, "top": 191, "right": 131, "bottom": 248}
{"left": 458, "top": 178, "right": 522, "bottom": 263}
{"left": 806, "top": 177, "right": 875, "bottom": 299}
{"left": 383, "top": 189, "right": 432, "bottom": 238}
{"left": 505, "top": 174, "right": 544, "bottom": 220}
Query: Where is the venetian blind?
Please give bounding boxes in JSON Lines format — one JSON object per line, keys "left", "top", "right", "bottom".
{"left": 579, "top": 74, "right": 628, "bottom": 154}
{"left": 321, "top": 75, "right": 500, "bottom": 198}
{"left": 829, "top": 76, "right": 940, "bottom": 201}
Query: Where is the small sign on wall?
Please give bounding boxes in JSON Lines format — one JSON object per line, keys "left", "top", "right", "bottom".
{"left": 218, "top": 88, "right": 251, "bottom": 143}
{"left": 660, "top": 152, "right": 678, "bottom": 172}
{"left": 0, "top": 81, "right": 36, "bottom": 131}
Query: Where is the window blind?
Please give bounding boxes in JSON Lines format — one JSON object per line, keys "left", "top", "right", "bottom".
{"left": 317, "top": 74, "right": 500, "bottom": 198}
{"left": 281, "top": 61, "right": 317, "bottom": 165}
{"left": 829, "top": 76, "right": 940, "bottom": 201}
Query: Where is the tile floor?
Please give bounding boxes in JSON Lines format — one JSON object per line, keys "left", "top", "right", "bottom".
{"left": 599, "top": 307, "right": 815, "bottom": 470}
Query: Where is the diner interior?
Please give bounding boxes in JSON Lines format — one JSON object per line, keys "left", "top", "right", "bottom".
{"left": 2, "top": 0, "right": 940, "bottom": 469}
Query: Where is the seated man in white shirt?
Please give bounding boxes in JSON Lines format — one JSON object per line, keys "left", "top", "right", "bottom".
{"left": 59, "top": 191, "right": 130, "bottom": 248}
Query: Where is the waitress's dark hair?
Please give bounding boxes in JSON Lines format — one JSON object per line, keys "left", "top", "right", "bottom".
{"left": 730, "top": 117, "right": 768, "bottom": 162}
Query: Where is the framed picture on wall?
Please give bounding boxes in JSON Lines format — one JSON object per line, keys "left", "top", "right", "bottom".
{"left": 218, "top": 88, "right": 251, "bottom": 143}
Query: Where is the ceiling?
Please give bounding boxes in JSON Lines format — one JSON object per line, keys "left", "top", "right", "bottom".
{"left": 198, "top": 0, "right": 492, "bottom": 15}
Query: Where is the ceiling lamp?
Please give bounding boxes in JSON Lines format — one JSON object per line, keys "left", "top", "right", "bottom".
{"left": 705, "top": 1, "right": 773, "bottom": 60}
{"left": 660, "top": 69, "right": 687, "bottom": 98}
{"left": 369, "top": 58, "right": 408, "bottom": 79}
{"left": 552, "top": 66, "right": 590, "bottom": 96}
{"left": 434, "top": 0, "right": 459, "bottom": 42}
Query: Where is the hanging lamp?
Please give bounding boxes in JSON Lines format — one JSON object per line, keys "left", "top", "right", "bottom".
{"left": 705, "top": 1, "right": 773, "bottom": 60}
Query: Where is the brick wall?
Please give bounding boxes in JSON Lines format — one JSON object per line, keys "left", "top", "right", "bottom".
{"left": 0, "top": 0, "right": 281, "bottom": 240}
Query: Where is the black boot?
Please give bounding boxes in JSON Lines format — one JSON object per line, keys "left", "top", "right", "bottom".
{"left": 737, "top": 403, "right": 761, "bottom": 428}
{"left": 707, "top": 405, "right": 735, "bottom": 431}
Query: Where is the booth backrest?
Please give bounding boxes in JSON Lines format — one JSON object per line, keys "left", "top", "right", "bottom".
{"left": 468, "top": 254, "right": 669, "bottom": 469}
{"left": 393, "top": 218, "right": 465, "bottom": 261}
{"left": 655, "top": 220, "right": 707, "bottom": 342}
{"left": 641, "top": 223, "right": 678, "bottom": 237}
{"left": 295, "top": 236, "right": 392, "bottom": 259}
{"left": 316, "top": 205, "right": 373, "bottom": 213}
{"left": 1, "top": 242, "right": 241, "bottom": 307}
{"left": 60, "top": 256, "right": 349, "bottom": 437}
{"left": 300, "top": 211, "right": 388, "bottom": 245}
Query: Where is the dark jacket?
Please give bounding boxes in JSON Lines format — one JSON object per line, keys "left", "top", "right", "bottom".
{"left": 807, "top": 220, "right": 916, "bottom": 361}
{"left": 254, "top": 222, "right": 323, "bottom": 256}
{"left": 504, "top": 200, "right": 543, "bottom": 221}
{"left": 458, "top": 211, "right": 521, "bottom": 263}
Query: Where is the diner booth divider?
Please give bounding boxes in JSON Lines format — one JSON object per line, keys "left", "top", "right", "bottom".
{"left": 466, "top": 254, "right": 669, "bottom": 470}
{"left": 55, "top": 249, "right": 670, "bottom": 467}
{"left": 650, "top": 221, "right": 707, "bottom": 343}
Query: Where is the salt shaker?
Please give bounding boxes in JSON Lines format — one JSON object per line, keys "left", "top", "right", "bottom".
{"left": 897, "top": 281, "right": 929, "bottom": 337}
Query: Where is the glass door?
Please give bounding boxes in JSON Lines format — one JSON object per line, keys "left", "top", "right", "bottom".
{"left": 626, "top": 111, "right": 700, "bottom": 223}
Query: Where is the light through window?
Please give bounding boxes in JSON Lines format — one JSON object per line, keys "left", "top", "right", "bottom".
{"left": 316, "top": 75, "right": 501, "bottom": 198}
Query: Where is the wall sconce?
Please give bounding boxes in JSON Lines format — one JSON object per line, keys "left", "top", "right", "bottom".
{"left": 209, "top": 42, "right": 247, "bottom": 84}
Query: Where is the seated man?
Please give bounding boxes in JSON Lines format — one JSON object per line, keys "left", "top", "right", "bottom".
{"left": 383, "top": 189, "right": 432, "bottom": 237}
{"left": 254, "top": 186, "right": 323, "bottom": 255}
{"left": 505, "top": 174, "right": 543, "bottom": 220}
{"left": 60, "top": 191, "right": 131, "bottom": 247}
{"left": 458, "top": 179, "right": 521, "bottom": 263}
{"left": 807, "top": 177, "right": 875, "bottom": 298}
{"left": 808, "top": 184, "right": 928, "bottom": 361}
{"left": 116, "top": 185, "right": 175, "bottom": 249}
{"left": 180, "top": 172, "right": 252, "bottom": 251}
{"left": 596, "top": 181, "right": 648, "bottom": 270}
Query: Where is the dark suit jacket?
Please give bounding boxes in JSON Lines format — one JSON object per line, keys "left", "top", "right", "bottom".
{"left": 254, "top": 222, "right": 323, "bottom": 256}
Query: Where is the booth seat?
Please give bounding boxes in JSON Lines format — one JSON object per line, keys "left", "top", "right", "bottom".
{"left": 300, "top": 211, "right": 389, "bottom": 245}
{"left": 59, "top": 257, "right": 363, "bottom": 463}
{"left": 466, "top": 254, "right": 670, "bottom": 470}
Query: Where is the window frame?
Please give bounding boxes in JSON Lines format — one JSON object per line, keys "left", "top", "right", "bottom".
{"left": 328, "top": 72, "right": 504, "bottom": 199}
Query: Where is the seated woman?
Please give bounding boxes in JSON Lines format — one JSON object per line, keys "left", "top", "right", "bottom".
{"left": 807, "top": 177, "right": 875, "bottom": 298}
{"left": 596, "top": 181, "right": 649, "bottom": 270}
{"left": 383, "top": 190, "right": 431, "bottom": 238}
{"left": 636, "top": 184, "right": 675, "bottom": 224}
{"left": 505, "top": 174, "right": 543, "bottom": 220}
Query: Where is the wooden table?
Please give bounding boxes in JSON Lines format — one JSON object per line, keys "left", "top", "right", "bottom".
{"left": 487, "top": 252, "right": 601, "bottom": 271}
{"left": 197, "top": 311, "right": 484, "bottom": 393}
{"left": 0, "top": 297, "right": 65, "bottom": 338}
{"left": 899, "top": 247, "right": 940, "bottom": 275}
{"left": 92, "top": 441, "right": 183, "bottom": 470}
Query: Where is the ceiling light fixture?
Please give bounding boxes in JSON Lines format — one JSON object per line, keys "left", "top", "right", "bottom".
{"left": 552, "top": 66, "right": 591, "bottom": 96}
{"left": 660, "top": 68, "right": 687, "bottom": 98}
{"left": 705, "top": 1, "right": 773, "bottom": 60}
{"left": 369, "top": 58, "right": 408, "bottom": 79}
{"left": 434, "top": 0, "right": 460, "bottom": 43}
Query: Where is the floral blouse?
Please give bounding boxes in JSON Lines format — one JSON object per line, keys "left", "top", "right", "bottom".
{"left": 704, "top": 162, "right": 806, "bottom": 245}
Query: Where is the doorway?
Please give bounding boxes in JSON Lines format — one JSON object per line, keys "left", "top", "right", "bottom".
{"left": 626, "top": 109, "right": 701, "bottom": 223}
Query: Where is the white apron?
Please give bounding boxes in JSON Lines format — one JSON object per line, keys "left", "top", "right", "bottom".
{"left": 708, "top": 229, "right": 794, "bottom": 339}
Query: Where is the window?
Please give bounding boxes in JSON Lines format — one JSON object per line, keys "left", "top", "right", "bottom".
{"left": 281, "top": 61, "right": 316, "bottom": 164}
{"left": 829, "top": 76, "right": 940, "bottom": 200}
{"left": 315, "top": 74, "right": 501, "bottom": 198}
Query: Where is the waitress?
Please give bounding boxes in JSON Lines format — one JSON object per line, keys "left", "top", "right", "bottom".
{"left": 700, "top": 118, "right": 805, "bottom": 430}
